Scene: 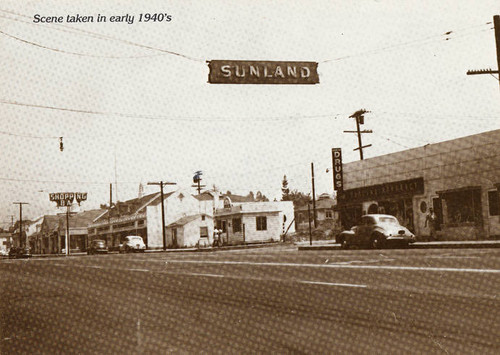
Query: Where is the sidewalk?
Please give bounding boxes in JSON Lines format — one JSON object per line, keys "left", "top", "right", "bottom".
{"left": 24, "top": 242, "right": 281, "bottom": 258}
{"left": 296, "top": 240, "right": 500, "bottom": 251}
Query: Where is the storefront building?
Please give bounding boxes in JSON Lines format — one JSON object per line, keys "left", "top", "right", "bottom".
{"left": 88, "top": 189, "right": 210, "bottom": 249}
{"left": 337, "top": 129, "right": 500, "bottom": 240}
{"left": 214, "top": 197, "right": 295, "bottom": 245}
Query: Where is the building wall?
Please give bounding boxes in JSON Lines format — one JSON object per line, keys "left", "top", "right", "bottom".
{"left": 146, "top": 190, "right": 202, "bottom": 249}
{"left": 167, "top": 216, "right": 214, "bottom": 248}
{"left": 342, "top": 130, "right": 500, "bottom": 239}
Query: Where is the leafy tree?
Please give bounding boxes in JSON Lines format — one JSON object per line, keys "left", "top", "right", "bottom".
{"left": 255, "top": 191, "right": 269, "bottom": 202}
{"left": 288, "top": 189, "right": 312, "bottom": 208}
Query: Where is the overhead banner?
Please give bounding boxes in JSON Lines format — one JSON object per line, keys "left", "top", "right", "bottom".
{"left": 207, "top": 60, "right": 319, "bottom": 85}
{"left": 332, "top": 148, "right": 343, "bottom": 191}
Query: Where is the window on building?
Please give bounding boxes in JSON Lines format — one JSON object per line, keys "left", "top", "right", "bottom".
{"left": 233, "top": 218, "right": 242, "bottom": 233}
{"left": 441, "top": 189, "right": 482, "bottom": 225}
{"left": 200, "top": 227, "right": 208, "bottom": 238}
{"left": 325, "top": 210, "right": 333, "bottom": 219}
{"left": 201, "top": 215, "right": 205, "bottom": 221}
{"left": 488, "top": 190, "right": 499, "bottom": 216}
{"left": 256, "top": 216, "right": 267, "bottom": 231}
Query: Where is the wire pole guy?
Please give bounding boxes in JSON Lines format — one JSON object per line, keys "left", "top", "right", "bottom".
{"left": 344, "top": 109, "right": 372, "bottom": 160}
{"left": 466, "top": 15, "right": 500, "bottom": 91}
{"left": 148, "top": 181, "right": 177, "bottom": 250}
{"left": 13, "top": 202, "right": 29, "bottom": 249}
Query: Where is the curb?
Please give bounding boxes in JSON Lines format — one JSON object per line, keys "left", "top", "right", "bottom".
{"left": 297, "top": 241, "right": 500, "bottom": 251}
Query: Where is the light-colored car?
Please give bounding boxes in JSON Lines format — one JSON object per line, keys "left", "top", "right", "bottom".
{"left": 119, "top": 236, "right": 146, "bottom": 253}
{"left": 337, "top": 214, "right": 415, "bottom": 249}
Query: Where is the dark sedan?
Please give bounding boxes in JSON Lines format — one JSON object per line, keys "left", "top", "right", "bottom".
{"left": 337, "top": 214, "right": 416, "bottom": 249}
{"left": 87, "top": 240, "right": 108, "bottom": 255}
{"left": 8, "top": 246, "right": 32, "bottom": 259}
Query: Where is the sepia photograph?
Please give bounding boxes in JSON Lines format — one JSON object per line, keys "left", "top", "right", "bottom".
{"left": 1, "top": 1, "right": 500, "bottom": 353}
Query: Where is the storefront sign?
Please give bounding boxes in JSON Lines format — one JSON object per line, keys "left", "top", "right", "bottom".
{"left": 332, "top": 148, "right": 343, "bottom": 191}
{"left": 49, "top": 192, "right": 87, "bottom": 207}
{"left": 89, "top": 213, "right": 146, "bottom": 228}
{"left": 207, "top": 60, "right": 319, "bottom": 85}
{"left": 338, "top": 177, "right": 424, "bottom": 203}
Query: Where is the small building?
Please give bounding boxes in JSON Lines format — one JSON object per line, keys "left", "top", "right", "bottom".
{"left": 337, "top": 129, "right": 500, "bottom": 240}
{"left": 214, "top": 197, "right": 295, "bottom": 245}
{"left": 0, "top": 232, "right": 12, "bottom": 254}
{"left": 294, "top": 194, "right": 339, "bottom": 230}
{"left": 166, "top": 214, "right": 213, "bottom": 248}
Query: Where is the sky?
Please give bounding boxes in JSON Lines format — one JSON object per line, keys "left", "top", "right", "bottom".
{"left": 1, "top": 0, "right": 499, "bottom": 227}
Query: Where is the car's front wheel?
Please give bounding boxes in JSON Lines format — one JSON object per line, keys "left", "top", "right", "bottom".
{"left": 371, "top": 234, "right": 384, "bottom": 249}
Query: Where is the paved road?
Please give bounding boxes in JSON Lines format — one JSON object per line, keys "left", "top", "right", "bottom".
{"left": 1, "top": 246, "right": 500, "bottom": 354}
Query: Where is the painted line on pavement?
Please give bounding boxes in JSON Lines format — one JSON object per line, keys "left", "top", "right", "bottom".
{"left": 300, "top": 281, "right": 367, "bottom": 288}
{"left": 186, "top": 272, "right": 224, "bottom": 278}
{"left": 166, "top": 260, "right": 500, "bottom": 274}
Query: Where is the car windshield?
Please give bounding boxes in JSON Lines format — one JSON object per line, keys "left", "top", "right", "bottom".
{"left": 378, "top": 216, "right": 399, "bottom": 224}
{"left": 127, "top": 237, "right": 143, "bottom": 241}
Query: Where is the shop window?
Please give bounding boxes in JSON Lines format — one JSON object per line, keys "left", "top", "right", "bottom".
{"left": 488, "top": 190, "right": 499, "bottom": 216}
{"left": 233, "top": 218, "right": 242, "bottom": 233}
{"left": 200, "top": 227, "right": 208, "bottom": 238}
{"left": 256, "top": 216, "right": 267, "bottom": 231}
{"left": 442, "top": 189, "right": 481, "bottom": 225}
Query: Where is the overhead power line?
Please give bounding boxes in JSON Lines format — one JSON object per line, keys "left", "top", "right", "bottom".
{"left": 321, "top": 22, "right": 493, "bottom": 63}
{"left": 0, "top": 99, "right": 346, "bottom": 122}
{"left": 0, "top": 28, "right": 166, "bottom": 59}
{"left": 0, "top": 9, "right": 204, "bottom": 62}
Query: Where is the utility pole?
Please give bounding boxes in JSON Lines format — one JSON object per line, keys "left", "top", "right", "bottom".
{"left": 148, "top": 181, "right": 177, "bottom": 250}
{"left": 13, "top": 202, "right": 28, "bottom": 248}
{"left": 344, "top": 109, "right": 372, "bottom": 160}
{"left": 466, "top": 15, "right": 500, "bottom": 90}
{"left": 311, "top": 162, "right": 317, "bottom": 228}
{"left": 192, "top": 171, "right": 206, "bottom": 195}
{"left": 308, "top": 203, "right": 312, "bottom": 246}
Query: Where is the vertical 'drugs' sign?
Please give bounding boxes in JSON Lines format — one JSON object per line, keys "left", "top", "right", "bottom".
{"left": 207, "top": 60, "right": 319, "bottom": 85}
{"left": 332, "top": 148, "right": 343, "bottom": 191}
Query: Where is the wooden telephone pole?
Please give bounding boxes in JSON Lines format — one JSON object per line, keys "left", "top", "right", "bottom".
{"left": 13, "top": 202, "right": 28, "bottom": 248}
{"left": 147, "top": 181, "right": 177, "bottom": 250}
{"left": 467, "top": 15, "right": 500, "bottom": 90}
{"left": 345, "top": 109, "right": 372, "bottom": 160}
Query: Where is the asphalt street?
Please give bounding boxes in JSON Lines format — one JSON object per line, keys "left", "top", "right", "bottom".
{"left": 1, "top": 246, "right": 499, "bottom": 354}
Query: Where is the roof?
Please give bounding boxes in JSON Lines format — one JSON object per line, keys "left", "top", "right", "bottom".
{"left": 194, "top": 191, "right": 215, "bottom": 201}
{"left": 61, "top": 209, "right": 105, "bottom": 229}
{"left": 94, "top": 191, "right": 174, "bottom": 222}
{"left": 295, "top": 197, "right": 335, "bottom": 212}
{"left": 42, "top": 215, "right": 60, "bottom": 232}
{"left": 167, "top": 214, "right": 210, "bottom": 228}
{"left": 221, "top": 193, "right": 255, "bottom": 203}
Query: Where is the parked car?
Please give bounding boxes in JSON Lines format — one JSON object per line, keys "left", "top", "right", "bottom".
{"left": 87, "top": 239, "right": 108, "bottom": 255}
{"left": 8, "top": 246, "right": 32, "bottom": 259}
{"left": 337, "top": 214, "right": 415, "bottom": 249}
{"left": 119, "top": 236, "right": 146, "bottom": 253}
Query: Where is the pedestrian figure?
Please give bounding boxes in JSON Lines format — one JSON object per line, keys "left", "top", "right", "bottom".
{"left": 425, "top": 207, "right": 438, "bottom": 240}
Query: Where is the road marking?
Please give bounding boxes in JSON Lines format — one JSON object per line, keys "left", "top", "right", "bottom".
{"left": 166, "top": 260, "right": 500, "bottom": 274}
{"left": 300, "top": 281, "right": 367, "bottom": 288}
{"left": 186, "top": 272, "right": 224, "bottom": 278}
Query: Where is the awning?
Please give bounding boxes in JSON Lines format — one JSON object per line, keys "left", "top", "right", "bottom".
{"left": 436, "top": 186, "right": 481, "bottom": 195}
